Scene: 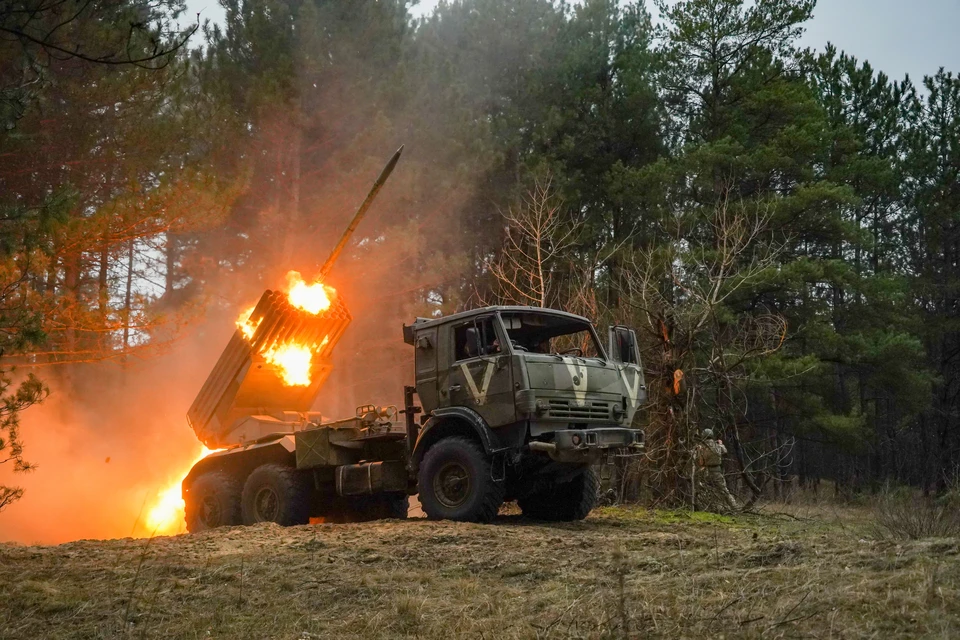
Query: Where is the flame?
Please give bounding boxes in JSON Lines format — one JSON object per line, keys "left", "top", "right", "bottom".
{"left": 262, "top": 342, "right": 313, "bottom": 386}
{"left": 286, "top": 270, "right": 332, "bottom": 314}
{"left": 233, "top": 271, "right": 336, "bottom": 387}
{"left": 144, "top": 446, "right": 219, "bottom": 535}
{"left": 236, "top": 306, "right": 260, "bottom": 340}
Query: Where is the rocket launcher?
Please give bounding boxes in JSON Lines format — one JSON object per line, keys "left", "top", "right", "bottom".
{"left": 187, "top": 146, "right": 404, "bottom": 449}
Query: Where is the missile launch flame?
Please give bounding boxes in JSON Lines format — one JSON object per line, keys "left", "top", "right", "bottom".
{"left": 144, "top": 446, "right": 220, "bottom": 535}
{"left": 236, "top": 306, "right": 259, "bottom": 340}
{"left": 262, "top": 343, "right": 313, "bottom": 386}
{"left": 234, "top": 271, "right": 336, "bottom": 387}
{"left": 286, "top": 270, "right": 332, "bottom": 314}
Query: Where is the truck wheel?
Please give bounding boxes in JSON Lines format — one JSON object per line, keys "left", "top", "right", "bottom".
{"left": 519, "top": 467, "right": 599, "bottom": 522}
{"left": 241, "top": 464, "right": 311, "bottom": 526}
{"left": 418, "top": 436, "right": 504, "bottom": 522}
{"left": 185, "top": 471, "right": 242, "bottom": 532}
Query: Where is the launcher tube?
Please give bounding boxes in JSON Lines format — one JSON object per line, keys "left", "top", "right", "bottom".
{"left": 315, "top": 145, "right": 404, "bottom": 280}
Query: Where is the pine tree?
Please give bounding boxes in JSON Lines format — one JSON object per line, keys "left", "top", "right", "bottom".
{"left": 902, "top": 70, "right": 960, "bottom": 492}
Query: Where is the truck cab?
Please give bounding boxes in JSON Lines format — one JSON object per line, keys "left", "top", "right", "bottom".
{"left": 404, "top": 306, "right": 645, "bottom": 522}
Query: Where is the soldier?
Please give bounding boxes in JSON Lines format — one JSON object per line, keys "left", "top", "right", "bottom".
{"left": 697, "top": 429, "right": 739, "bottom": 510}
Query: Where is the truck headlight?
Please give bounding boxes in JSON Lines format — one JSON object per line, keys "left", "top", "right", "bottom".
{"left": 535, "top": 399, "right": 549, "bottom": 415}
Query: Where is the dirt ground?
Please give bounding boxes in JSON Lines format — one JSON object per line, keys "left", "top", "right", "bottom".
{"left": 1, "top": 504, "right": 958, "bottom": 639}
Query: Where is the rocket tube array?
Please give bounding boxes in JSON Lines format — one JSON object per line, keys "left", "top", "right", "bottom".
{"left": 186, "top": 287, "right": 352, "bottom": 447}
{"left": 247, "top": 289, "right": 351, "bottom": 359}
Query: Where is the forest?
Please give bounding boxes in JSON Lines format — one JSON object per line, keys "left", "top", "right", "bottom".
{"left": 1, "top": 0, "right": 959, "bottom": 514}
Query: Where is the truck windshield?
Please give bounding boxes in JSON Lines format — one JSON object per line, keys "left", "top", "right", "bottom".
{"left": 499, "top": 312, "right": 602, "bottom": 358}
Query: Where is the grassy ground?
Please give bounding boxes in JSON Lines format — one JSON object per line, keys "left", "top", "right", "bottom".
{"left": 1, "top": 504, "right": 958, "bottom": 639}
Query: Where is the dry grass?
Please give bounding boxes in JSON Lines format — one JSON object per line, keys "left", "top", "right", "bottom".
{"left": 1, "top": 505, "right": 959, "bottom": 638}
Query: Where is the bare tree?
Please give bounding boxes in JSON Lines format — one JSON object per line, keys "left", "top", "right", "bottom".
{"left": 624, "top": 184, "right": 789, "bottom": 509}
{"left": 487, "top": 175, "right": 577, "bottom": 308}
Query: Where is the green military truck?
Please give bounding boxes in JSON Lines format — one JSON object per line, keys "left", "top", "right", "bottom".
{"left": 180, "top": 149, "right": 646, "bottom": 530}
{"left": 183, "top": 304, "right": 645, "bottom": 529}
{"left": 403, "top": 308, "right": 645, "bottom": 521}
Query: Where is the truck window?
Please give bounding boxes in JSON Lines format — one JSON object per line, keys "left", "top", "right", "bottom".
{"left": 550, "top": 331, "right": 600, "bottom": 358}
{"left": 499, "top": 312, "right": 602, "bottom": 358}
{"left": 454, "top": 317, "right": 501, "bottom": 361}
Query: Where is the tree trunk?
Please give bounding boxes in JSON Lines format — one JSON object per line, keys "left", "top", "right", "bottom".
{"left": 164, "top": 231, "right": 178, "bottom": 300}
{"left": 122, "top": 238, "right": 135, "bottom": 355}
{"left": 98, "top": 242, "right": 109, "bottom": 315}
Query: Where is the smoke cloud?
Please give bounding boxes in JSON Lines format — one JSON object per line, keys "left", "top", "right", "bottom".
{"left": 0, "top": 319, "right": 228, "bottom": 544}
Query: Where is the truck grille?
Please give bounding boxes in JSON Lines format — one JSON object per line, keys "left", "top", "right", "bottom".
{"left": 547, "top": 399, "right": 611, "bottom": 420}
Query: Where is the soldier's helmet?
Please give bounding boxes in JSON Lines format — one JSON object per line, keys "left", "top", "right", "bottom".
{"left": 702, "top": 428, "right": 714, "bottom": 439}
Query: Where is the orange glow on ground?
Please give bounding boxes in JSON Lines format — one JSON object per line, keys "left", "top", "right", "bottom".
{"left": 144, "top": 446, "right": 218, "bottom": 535}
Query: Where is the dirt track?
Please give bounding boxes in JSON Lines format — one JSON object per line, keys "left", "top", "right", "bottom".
{"left": 1, "top": 505, "right": 959, "bottom": 638}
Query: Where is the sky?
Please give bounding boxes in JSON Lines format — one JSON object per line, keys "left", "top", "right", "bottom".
{"left": 183, "top": 0, "right": 960, "bottom": 84}
{"left": 795, "top": 0, "right": 959, "bottom": 83}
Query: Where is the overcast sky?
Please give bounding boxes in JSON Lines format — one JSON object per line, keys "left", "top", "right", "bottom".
{"left": 185, "top": 0, "right": 959, "bottom": 83}
{"left": 795, "top": 0, "right": 959, "bottom": 82}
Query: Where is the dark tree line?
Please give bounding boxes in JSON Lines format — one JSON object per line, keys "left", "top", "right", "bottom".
{"left": 1, "top": 0, "right": 958, "bottom": 509}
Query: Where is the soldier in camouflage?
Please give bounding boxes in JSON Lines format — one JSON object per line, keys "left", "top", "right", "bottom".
{"left": 697, "top": 429, "right": 739, "bottom": 511}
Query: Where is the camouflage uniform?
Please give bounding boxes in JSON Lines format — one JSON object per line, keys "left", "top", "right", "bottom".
{"left": 698, "top": 430, "right": 739, "bottom": 510}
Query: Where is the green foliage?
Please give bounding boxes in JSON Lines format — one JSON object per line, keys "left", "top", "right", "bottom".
{"left": 0, "top": 0, "right": 234, "bottom": 511}
{"left": 0, "top": 358, "right": 49, "bottom": 513}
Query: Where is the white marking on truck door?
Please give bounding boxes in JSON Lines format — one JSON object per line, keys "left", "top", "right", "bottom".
{"left": 619, "top": 366, "right": 642, "bottom": 406}
{"left": 459, "top": 360, "right": 497, "bottom": 405}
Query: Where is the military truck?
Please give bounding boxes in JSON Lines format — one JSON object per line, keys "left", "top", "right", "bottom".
{"left": 402, "top": 308, "right": 646, "bottom": 521}
{"left": 181, "top": 149, "right": 646, "bottom": 530}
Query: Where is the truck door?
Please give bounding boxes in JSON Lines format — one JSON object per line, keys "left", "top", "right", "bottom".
{"left": 608, "top": 325, "right": 647, "bottom": 422}
{"left": 444, "top": 315, "right": 516, "bottom": 428}
{"left": 414, "top": 326, "right": 439, "bottom": 412}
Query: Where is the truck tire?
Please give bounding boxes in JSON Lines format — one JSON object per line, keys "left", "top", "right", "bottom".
{"left": 241, "top": 463, "right": 311, "bottom": 526}
{"left": 418, "top": 436, "right": 504, "bottom": 522}
{"left": 184, "top": 471, "right": 242, "bottom": 532}
{"left": 518, "top": 466, "right": 599, "bottom": 522}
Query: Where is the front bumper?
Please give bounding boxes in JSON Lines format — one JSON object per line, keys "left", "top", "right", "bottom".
{"left": 528, "top": 427, "right": 644, "bottom": 463}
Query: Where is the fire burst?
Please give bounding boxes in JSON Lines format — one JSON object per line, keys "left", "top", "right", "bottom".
{"left": 144, "top": 446, "right": 217, "bottom": 535}
{"left": 234, "top": 270, "right": 335, "bottom": 387}
{"left": 286, "top": 270, "right": 332, "bottom": 314}
{"left": 263, "top": 343, "right": 313, "bottom": 386}
{"left": 236, "top": 306, "right": 258, "bottom": 340}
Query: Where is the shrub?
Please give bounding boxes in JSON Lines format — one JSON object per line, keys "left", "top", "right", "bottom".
{"left": 873, "top": 489, "right": 960, "bottom": 539}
